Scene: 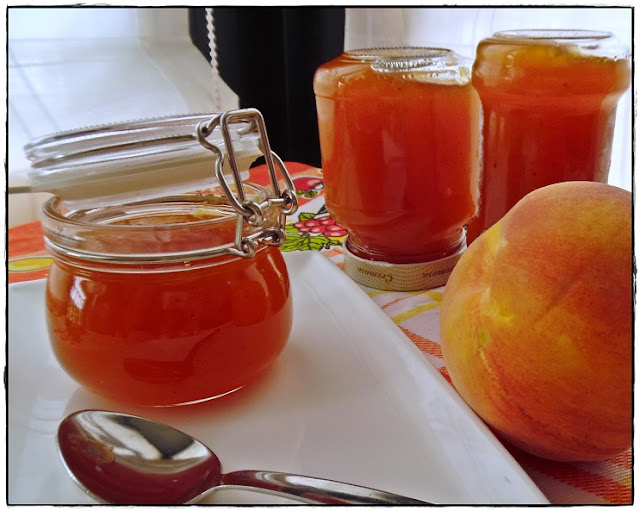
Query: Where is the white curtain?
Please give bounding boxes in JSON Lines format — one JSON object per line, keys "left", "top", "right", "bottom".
{"left": 344, "top": 7, "right": 632, "bottom": 192}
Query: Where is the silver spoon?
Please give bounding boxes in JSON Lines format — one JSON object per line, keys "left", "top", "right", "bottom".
{"left": 57, "top": 410, "right": 429, "bottom": 505}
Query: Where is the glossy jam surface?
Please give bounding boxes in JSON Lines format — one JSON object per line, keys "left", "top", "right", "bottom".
{"left": 467, "top": 35, "right": 631, "bottom": 242}
{"left": 314, "top": 52, "right": 480, "bottom": 263}
{"left": 45, "top": 206, "right": 292, "bottom": 406}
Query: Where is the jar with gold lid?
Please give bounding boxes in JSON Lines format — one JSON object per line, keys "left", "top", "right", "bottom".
{"left": 314, "top": 47, "right": 480, "bottom": 291}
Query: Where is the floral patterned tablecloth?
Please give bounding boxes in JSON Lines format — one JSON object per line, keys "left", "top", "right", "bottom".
{"left": 7, "top": 162, "right": 632, "bottom": 505}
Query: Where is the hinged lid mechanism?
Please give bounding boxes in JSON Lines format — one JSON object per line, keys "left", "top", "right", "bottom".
{"left": 32, "top": 108, "right": 298, "bottom": 259}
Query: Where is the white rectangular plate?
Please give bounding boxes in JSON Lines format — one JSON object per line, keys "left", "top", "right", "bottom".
{"left": 7, "top": 251, "right": 547, "bottom": 505}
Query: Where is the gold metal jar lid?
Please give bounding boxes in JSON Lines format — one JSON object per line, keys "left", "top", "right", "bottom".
{"left": 343, "top": 234, "right": 467, "bottom": 291}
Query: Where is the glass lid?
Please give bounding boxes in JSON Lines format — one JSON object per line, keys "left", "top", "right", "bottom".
{"left": 19, "top": 113, "right": 263, "bottom": 208}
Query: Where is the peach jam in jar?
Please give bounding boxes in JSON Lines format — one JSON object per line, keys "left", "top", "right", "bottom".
{"left": 467, "top": 30, "right": 631, "bottom": 243}
{"left": 33, "top": 110, "right": 299, "bottom": 406}
{"left": 314, "top": 48, "right": 480, "bottom": 290}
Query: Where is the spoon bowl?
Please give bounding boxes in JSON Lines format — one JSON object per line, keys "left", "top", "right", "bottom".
{"left": 57, "top": 410, "right": 429, "bottom": 505}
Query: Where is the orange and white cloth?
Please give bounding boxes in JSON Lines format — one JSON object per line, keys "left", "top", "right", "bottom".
{"left": 7, "top": 162, "right": 632, "bottom": 505}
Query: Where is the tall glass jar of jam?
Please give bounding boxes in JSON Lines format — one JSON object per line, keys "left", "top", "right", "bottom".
{"left": 466, "top": 30, "right": 631, "bottom": 243}
{"left": 31, "top": 109, "right": 299, "bottom": 406}
{"left": 314, "top": 47, "right": 480, "bottom": 291}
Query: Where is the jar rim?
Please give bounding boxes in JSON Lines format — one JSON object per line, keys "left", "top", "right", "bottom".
{"left": 491, "top": 29, "right": 613, "bottom": 41}
{"left": 42, "top": 191, "right": 253, "bottom": 229}
{"left": 42, "top": 183, "right": 281, "bottom": 264}
{"left": 485, "top": 29, "right": 629, "bottom": 60}
{"left": 345, "top": 46, "right": 454, "bottom": 60}
{"left": 343, "top": 46, "right": 470, "bottom": 84}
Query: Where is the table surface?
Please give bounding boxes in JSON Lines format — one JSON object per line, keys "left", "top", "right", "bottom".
{"left": 7, "top": 162, "right": 632, "bottom": 505}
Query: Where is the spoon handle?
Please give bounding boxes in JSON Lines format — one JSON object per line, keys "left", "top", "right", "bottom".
{"left": 219, "top": 470, "right": 431, "bottom": 505}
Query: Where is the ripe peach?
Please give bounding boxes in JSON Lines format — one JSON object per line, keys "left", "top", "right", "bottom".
{"left": 440, "top": 181, "right": 632, "bottom": 461}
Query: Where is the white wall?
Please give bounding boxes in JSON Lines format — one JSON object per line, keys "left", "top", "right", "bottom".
{"left": 7, "top": 7, "right": 237, "bottom": 226}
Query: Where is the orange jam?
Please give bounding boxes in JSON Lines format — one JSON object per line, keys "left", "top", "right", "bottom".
{"left": 314, "top": 48, "right": 480, "bottom": 264}
{"left": 42, "top": 188, "right": 292, "bottom": 406}
{"left": 467, "top": 30, "right": 631, "bottom": 243}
